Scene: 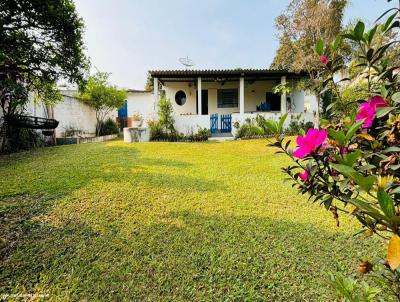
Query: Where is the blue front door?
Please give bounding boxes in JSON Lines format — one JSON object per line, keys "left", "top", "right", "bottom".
{"left": 118, "top": 102, "right": 128, "bottom": 118}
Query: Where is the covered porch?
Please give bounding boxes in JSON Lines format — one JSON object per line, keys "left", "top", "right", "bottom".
{"left": 149, "top": 69, "right": 315, "bottom": 135}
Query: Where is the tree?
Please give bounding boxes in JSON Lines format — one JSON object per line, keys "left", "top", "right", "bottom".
{"left": 0, "top": 0, "right": 88, "bottom": 113}
{"left": 0, "top": 0, "right": 88, "bottom": 151}
{"left": 77, "top": 72, "right": 126, "bottom": 136}
{"left": 144, "top": 73, "right": 162, "bottom": 92}
{"left": 271, "top": 0, "right": 348, "bottom": 127}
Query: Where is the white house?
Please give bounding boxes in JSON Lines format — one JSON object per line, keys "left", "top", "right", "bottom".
{"left": 125, "top": 68, "right": 317, "bottom": 137}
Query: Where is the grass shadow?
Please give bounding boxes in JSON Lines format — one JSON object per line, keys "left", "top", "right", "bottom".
{"left": 0, "top": 208, "right": 382, "bottom": 301}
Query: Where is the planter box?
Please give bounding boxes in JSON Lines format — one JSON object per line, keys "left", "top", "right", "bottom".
{"left": 123, "top": 127, "right": 149, "bottom": 142}
{"left": 57, "top": 134, "right": 118, "bottom": 145}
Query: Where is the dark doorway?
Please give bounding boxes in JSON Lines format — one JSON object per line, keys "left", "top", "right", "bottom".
{"left": 266, "top": 92, "right": 281, "bottom": 111}
{"left": 196, "top": 90, "right": 208, "bottom": 115}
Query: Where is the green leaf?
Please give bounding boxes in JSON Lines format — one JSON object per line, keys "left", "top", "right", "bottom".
{"left": 344, "top": 197, "right": 387, "bottom": 221}
{"left": 383, "top": 12, "right": 398, "bottom": 32}
{"left": 327, "top": 128, "right": 346, "bottom": 145}
{"left": 376, "top": 107, "right": 395, "bottom": 118}
{"left": 392, "top": 92, "right": 400, "bottom": 104}
{"left": 367, "top": 25, "right": 378, "bottom": 44}
{"left": 378, "top": 187, "right": 395, "bottom": 217}
{"left": 358, "top": 164, "right": 376, "bottom": 171}
{"left": 277, "top": 113, "right": 288, "bottom": 133}
{"left": 343, "top": 150, "right": 361, "bottom": 166}
{"left": 381, "top": 86, "right": 388, "bottom": 99}
{"left": 334, "top": 151, "right": 361, "bottom": 167}
{"left": 383, "top": 146, "right": 400, "bottom": 153}
{"left": 354, "top": 21, "right": 365, "bottom": 41}
{"left": 315, "top": 39, "right": 324, "bottom": 55}
{"left": 330, "top": 35, "right": 342, "bottom": 52}
{"left": 345, "top": 120, "right": 363, "bottom": 141}
{"left": 332, "top": 164, "right": 376, "bottom": 192}
{"left": 265, "top": 120, "right": 277, "bottom": 134}
{"left": 341, "top": 33, "right": 357, "bottom": 41}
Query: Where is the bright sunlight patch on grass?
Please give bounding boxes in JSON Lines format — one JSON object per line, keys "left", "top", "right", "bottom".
{"left": 0, "top": 139, "right": 382, "bottom": 300}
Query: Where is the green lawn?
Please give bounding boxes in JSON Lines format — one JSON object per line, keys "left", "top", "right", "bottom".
{"left": 0, "top": 139, "right": 382, "bottom": 301}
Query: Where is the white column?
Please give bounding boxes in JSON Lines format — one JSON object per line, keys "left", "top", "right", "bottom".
{"left": 153, "top": 77, "right": 159, "bottom": 109}
{"left": 280, "top": 75, "right": 287, "bottom": 114}
{"left": 239, "top": 76, "right": 244, "bottom": 115}
{"left": 197, "top": 77, "right": 202, "bottom": 115}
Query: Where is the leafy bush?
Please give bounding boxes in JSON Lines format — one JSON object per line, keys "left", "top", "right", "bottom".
{"left": 158, "top": 96, "right": 175, "bottom": 132}
{"left": 328, "top": 272, "right": 380, "bottom": 301}
{"left": 185, "top": 127, "right": 210, "bottom": 142}
{"left": 234, "top": 117, "right": 265, "bottom": 139}
{"left": 285, "top": 115, "right": 314, "bottom": 135}
{"left": 98, "top": 118, "right": 119, "bottom": 136}
{"left": 235, "top": 114, "right": 312, "bottom": 139}
{"left": 149, "top": 97, "right": 210, "bottom": 142}
{"left": 268, "top": 6, "right": 400, "bottom": 300}
{"left": 149, "top": 97, "right": 176, "bottom": 141}
{"left": 4, "top": 126, "right": 44, "bottom": 152}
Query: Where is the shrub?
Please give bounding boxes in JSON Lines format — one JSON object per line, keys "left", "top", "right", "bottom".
{"left": 234, "top": 117, "right": 264, "bottom": 139}
{"left": 98, "top": 118, "right": 119, "bottom": 136}
{"left": 149, "top": 96, "right": 210, "bottom": 142}
{"left": 267, "top": 8, "right": 400, "bottom": 300}
{"left": 5, "top": 126, "right": 44, "bottom": 152}
{"left": 255, "top": 115, "right": 274, "bottom": 136}
{"left": 158, "top": 96, "right": 175, "bottom": 132}
{"left": 185, "top": 127, "right": 210, "bottom": 142}
{"left": 285, "top": 116, "right": 314, "bottom": 135}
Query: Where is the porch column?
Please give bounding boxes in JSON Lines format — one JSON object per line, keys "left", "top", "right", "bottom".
{"left": 239, "top": 76, "right": 244, "bottom": 114}
{"left": 153, "top": 77, "right": 159, "bottom": 109}
{"left": 280, "top": 75, "right": 287, "bottom": 114}
{"left": 197, "top": 77, "right": 202, "bottom": 115}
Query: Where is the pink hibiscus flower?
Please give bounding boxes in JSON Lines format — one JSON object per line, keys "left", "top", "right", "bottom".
{"left": 320, "top": 55, "right": 328, "bottom": 65}
{"left": 356, "top": 96, "right": 388, "bottom": 128}
{"left": 293, "top": 128, "right": 328, "bottom": 159}
{"left": 298, "top": 169, "right": 309, "bottom": 182}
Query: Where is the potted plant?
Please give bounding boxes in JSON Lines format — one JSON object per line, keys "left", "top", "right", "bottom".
{"left": 131, "top": 113, "right": 142, "bottom": 128}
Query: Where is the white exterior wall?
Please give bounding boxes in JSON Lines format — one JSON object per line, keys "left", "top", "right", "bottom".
{"left": 305, "top": 92, "right": 318, "bottom": 113}
{"left": 53, "top": 94, "right": 98, "bottom": 137}
{"left": 25, "top": 90, "right": 117, "bottom": 137}
{"left": 292, "top": 90, "right": 305, "bottom": 113}
{"left": 126, "top": 91, "right": 155, "bottom": 126}
{"left": 174, "top": 115, "right": 210, "bottom": 134}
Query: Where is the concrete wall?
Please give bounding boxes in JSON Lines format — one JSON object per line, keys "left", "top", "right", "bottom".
{"left": 174, "top": 115, "right": 210, "bottom": 134}
{"left": 26, "top": 90, "right": 117, "bottom": 137}
{"left": 126, "top": 91, "right": 155, "bottom": 126}
{"left": 54, "top": 92, "right": 98, "bottom": 137}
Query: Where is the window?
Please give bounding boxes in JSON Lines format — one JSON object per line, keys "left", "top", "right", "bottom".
{"left": 217, "top": 89, "right": 238, "bottom": 108}
{"left": 266, "top": 92, "right": 281, "bottom": 111}
{"left": 175, "top": 90, "right": 186, "bottom": 106}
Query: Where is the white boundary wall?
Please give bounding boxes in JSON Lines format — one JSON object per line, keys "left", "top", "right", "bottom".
{"left": 174, "top": 115, "right": 210, "bottom": 134}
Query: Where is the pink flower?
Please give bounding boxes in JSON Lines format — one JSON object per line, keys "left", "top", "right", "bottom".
{"left": 298, "top": 169, "right": 309, "bottom": 182}
{"left": 320, "top": 55, "right": 328, "bottom": 65}
{"left": 370, "top": 96, "right": 388, "bottom": 108}
{"left": 293, "top": 128, "right": 328, "bottom": 159}
{"left": 356, "top": 96, "right": 388, "bottom": 128}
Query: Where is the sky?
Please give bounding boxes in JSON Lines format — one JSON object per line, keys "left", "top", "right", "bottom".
{"left": 74, "top": 0, "right": 395, "bottom": 89}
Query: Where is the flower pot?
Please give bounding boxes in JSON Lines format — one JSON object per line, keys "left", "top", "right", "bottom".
{"left": 131, "top": 120, "right": 141, "bottom": 128}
